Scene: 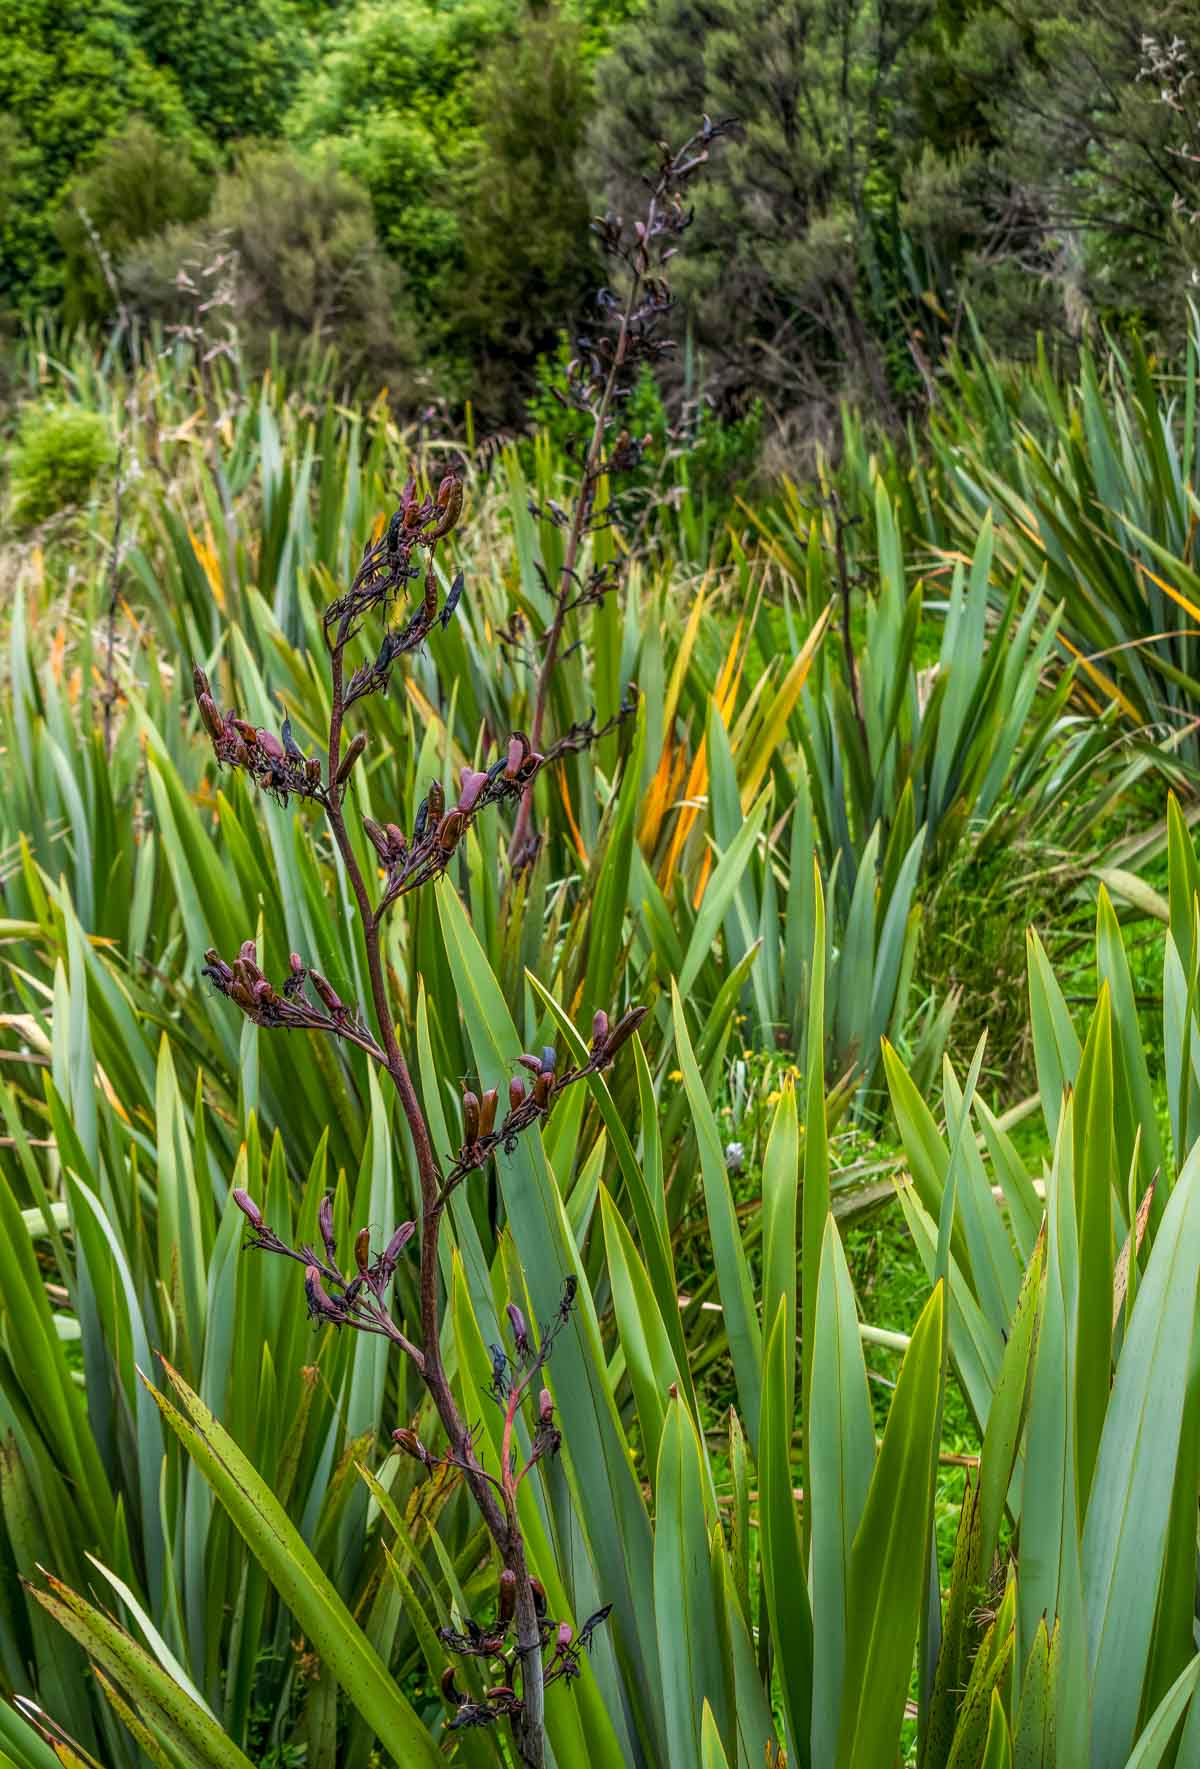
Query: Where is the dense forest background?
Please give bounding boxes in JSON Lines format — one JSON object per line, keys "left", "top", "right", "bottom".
{"left": 6, "top": 0, "right": 1200, "bottom": 449}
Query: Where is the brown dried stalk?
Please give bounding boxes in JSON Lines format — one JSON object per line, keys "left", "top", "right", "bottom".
{"left": 194, "top": 472, "right": 641, "bottom": 1767}
{"left": 508, "top": 117, "right": 735, "bottom": 863}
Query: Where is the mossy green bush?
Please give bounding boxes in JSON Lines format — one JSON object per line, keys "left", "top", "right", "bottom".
{"left": 8, "top": 404, "right": 112, "bottom": 528}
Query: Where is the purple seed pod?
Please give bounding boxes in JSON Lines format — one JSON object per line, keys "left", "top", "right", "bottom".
{"left": 591, "top": 1010, "right": 610, "bottom": 1049}
{"left": 256, "top": 729, "right": 285, "bottom": 763}
{"left": 539, "top": 1388, "right": 554, "bottom": 1426}
{"left": 458, "top": 769, "right": 488, "bottom": 814}
{"left": 203, "top": 948, "right": 233, "bottom": 984}
{"left": 238, "top": 939, "right": 258, "bottom": 967}
{"left": 304, "top": 1265, "right": 340, "bottom": 1323}
{"left": 232, "top": 1188, "right": 264, "bottom": 1231}
{"left": 309, "top": 970, "right": 344, "bottom": 1016}
{"left": 506, "top": 1302, "right": 530, "bottom": 1356}
{"left": 318, "top": 1193, "right": 337, "bottom": 1263}
{"left": 362, "top": 819, "right": 391, "bottom": 861}
{"left": 556, "top": 1622, "right": 573, "bottom": 1651}
{"left": 382, "top": 1220, "right": 416, "bottom": 1267}
{"left": 385, "top": 822, "right": 408, "bottom": 856}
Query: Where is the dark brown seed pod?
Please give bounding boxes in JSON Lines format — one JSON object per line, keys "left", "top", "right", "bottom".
{"left": 529, "top": 1576, "right": 547, "bottom": 1617}
{"left": 197, "top": 693, "right": 224, "bottom": 741}
{"left": 461, "top": 1090, "right": 480, "bottom": 1142}
{"left": 334, "top": 731, "right": 367, "bottom": 788}
{"left": 427, "top": 779, "right": 446, "bottom": 822}
{"left": 517, "top": 1053, "right": 542, "bottom": 1075}
{"left": 441, "top": 1665, "right": 464, "bottom": 1706}
{"left": 305, "top": 756, "right": 322, "bottom": 787}
{"left": 256, "top": 729, "right": 285, "bottom": 763}
{"left": 192, "top": 663, "right": 212, "bottom": 702}
{"left": 478, "top": 1087, "right": 498, "bottom": 1137}
{"left": 436, "top": 810, "right": 465, "bottom": 854}
{"left": 509, "top": 1077, "right": 527, "bottom": 1112}
{"left": 428, "top": 473, "right": 464, "bottom": 540}
{"left": 601, "top": 1005, "right": 649, "bottom": 1059}
{"left": 385, "top": 822, "right": 408, "bottom": 855}
{"left": 354, "top": 1226, "right": 370, "bottom": 1272}
{"left": 497, "top": 1568, "right": 517, "bottom": 1625}
{"left": 392, "top": 1426, "right": 429, "bottom": 1463}
{"left": 231, "top": 718, "right": 258, "bottom": 743}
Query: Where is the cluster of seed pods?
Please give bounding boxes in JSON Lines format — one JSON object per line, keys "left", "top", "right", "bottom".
{"left": 192, "top": 666, "right": 326, "bottom": 805}
{"left": 366, "top": 734, "right": 545, "bottom": 903}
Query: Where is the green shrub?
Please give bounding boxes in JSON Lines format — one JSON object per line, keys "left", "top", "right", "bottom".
{"left": 8, "top": 404, "right": 112, "bottom": 527}
{"left": 119, "top": 147, "right": 417, "bottom": 390}
{"left": 55, "top": 120, "right": 214, "bottom": 329}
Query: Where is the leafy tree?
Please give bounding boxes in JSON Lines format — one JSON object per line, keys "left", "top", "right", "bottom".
{"left": 588, "top": 0, "right": 948, "bottom": 420}
{"left": 0, "top": 0, "right": 196, "bottom": 312}
{"left": 443, "top": 5, "right": 598, "bottom": 414}
{"left": 129, "top": 0, "right": 312, "bottom": 143}
{"left": 287, "top": 0, "right": 517, "bottom": 311}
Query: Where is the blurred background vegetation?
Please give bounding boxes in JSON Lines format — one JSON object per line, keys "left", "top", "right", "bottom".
{"left": 7, "top": 0, "right": 1200, "bottom": 441}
